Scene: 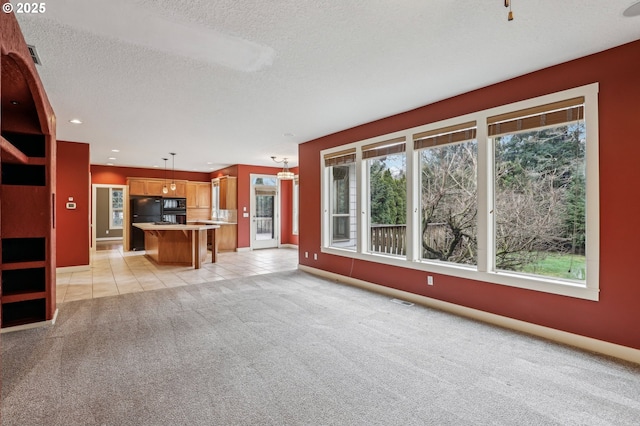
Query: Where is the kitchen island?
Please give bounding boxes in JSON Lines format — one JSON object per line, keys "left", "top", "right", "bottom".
{"left": 133, "top": 223, "right": 220, "bottom": 269}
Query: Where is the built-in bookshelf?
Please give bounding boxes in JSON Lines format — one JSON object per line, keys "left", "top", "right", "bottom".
{"left": 1, "top": 10, "right": 57, "bottom": 329}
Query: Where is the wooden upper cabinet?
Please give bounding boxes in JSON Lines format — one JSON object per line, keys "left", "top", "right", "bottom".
{"left": 186, "top": 182, "right": 198, "bottom": 208}
{"left": 197, "top": 183, "right": 211, "bottom": 208}
{"left": 187, "top": 182, "right": 211, "bottom": 209}
{"left": 145, "top": 179, "right": 165, "bottom": 196}
{"left": 219, "top": 176, "right": 237, "bottom": 209}
{"left": 127, "top": 178, "right": 187, "bottom": 197}
{"left": 128, "top": 179, "right": 146, "bottom": 196}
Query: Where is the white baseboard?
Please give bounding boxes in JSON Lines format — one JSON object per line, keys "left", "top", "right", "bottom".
{"left": 56, "top": 264, "right": 90, "bottom": 274}
{"left": 279, "top": 244, "right": 299, "bottom": 249}
{"left": 236, "top": 247, "right": 251, "bottom": 252}
{"left": 299, "top": 265, "right": 640, "bottom": 365}
{"left": 1, "top": 308, "right": 58, "bottom": 334}
{"left": 96, "top": 237, "right": 123, "bottom": 241}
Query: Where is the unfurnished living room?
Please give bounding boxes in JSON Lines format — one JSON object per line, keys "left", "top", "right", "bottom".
{"left": 2, "top": 1, "right": 640, "bottom": 425}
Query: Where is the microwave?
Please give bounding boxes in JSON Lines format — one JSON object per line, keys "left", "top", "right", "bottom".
{"left": 162, "top": 198, "right": 186, "bottom": 211}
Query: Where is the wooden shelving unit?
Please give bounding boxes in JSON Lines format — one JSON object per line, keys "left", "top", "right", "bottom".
{"left": 1, "top": 9, "right": 57, "bottom": 330}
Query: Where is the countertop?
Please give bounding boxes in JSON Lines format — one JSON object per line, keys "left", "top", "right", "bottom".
{"left": 188, "top": 220, "right": 238, "bottom": 225}
{"left": 133, "top": 223, "right": 220, "bottom": 231}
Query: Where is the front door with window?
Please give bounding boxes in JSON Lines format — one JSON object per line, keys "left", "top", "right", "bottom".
{"left": 251, "top": 175, "right": 279, "bottom": 249}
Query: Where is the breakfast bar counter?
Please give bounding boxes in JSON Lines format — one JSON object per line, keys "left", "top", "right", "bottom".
{"left": 133, "top": 223, "right": 220, "bottom": 269}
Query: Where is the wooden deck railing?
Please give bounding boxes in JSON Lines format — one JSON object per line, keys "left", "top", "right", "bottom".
{"left": 370, "top": 224, "right": 407, "bottom": 255}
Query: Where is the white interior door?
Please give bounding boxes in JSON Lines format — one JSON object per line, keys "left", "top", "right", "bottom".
{"left": 250, "top": 175, "right": 279, "bottom": 249}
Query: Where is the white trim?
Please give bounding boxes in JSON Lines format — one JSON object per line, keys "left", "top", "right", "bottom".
{"left": 299, "top": 265, "right": 639, "bottom": 365}
{"left": 279, "top": 243, "right": 299, "bottom": 249}
{"left": 56, "top": 265, "right": 91, "bottom": 273}
{"left": 319, "top": 83, "right": 600, "bottom": 301}
{"left": 236, "top": 247, "right": 251, "bottom": 252}
{"left": 96, "top": 237, "right": 123, "bottom": 242}
{"left": 92, "top": 184, "right": 128, "bottom": 253}
{"left": 1, "top": 309, "right": 58, "bottom": 334}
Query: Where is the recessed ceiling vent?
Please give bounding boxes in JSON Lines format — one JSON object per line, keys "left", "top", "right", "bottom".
{"left": 27, "top": 45, "right": 42, "bottom": 66}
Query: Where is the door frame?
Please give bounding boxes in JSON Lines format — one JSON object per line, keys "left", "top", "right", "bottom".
{"left": 249, "top": 174, "right": 280, "bottom": 250}
{"left": 91, "top": 183, "right": 128, "bottom": 252}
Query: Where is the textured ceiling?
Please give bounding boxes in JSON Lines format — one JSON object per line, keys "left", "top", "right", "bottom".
{"left": 14, "top": 0, "right": 640, "bottom": 171}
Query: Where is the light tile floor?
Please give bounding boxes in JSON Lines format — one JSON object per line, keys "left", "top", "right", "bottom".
{"left": 56, "top": 245, "right": 299, "bottom": 303}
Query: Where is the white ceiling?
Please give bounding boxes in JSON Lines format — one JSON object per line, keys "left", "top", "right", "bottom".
{"left": 15, "top": 0, "right": 640, "bottom": 172}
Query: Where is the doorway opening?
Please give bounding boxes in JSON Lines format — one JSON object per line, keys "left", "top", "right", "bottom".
{"left": 250, "top": 174, "right": 279, "bottom": 249}
{"left": 92, "top": 184, "right": 128, "bottom": 252}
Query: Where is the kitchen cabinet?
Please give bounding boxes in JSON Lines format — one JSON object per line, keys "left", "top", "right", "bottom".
{"left": 127, "top": 178, "right": 187, "bottom": 197}
{"left": 219, "top": 176, "right": 237, "bottom": 210}
{"left": 186, "top": 182, "right": 211, "bottom": 209}
{"left": 187, "top": 182, "right": 211, "bottom": 221}
{"left": 1, "top": 14, "right": 57, "bottom": 329}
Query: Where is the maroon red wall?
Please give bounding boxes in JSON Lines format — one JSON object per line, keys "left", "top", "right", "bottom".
{"left": 91, "top": 164, "right": 210, "bottom": 185}
{"left": 57, "top": 141, "right": 90, "bottom": 267}
{"left": 299, "top": 39, "right": 640, "bottom": 350}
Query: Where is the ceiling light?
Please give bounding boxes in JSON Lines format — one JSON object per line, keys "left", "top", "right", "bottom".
{"left": 284, "top": 132, "right": 295, "bottom": 137}
{"left": 624, "top": 1, "right": 640, "bottom": 17}
{"left": 271, "top": 156, "right": 294, "bottom": 180}
{"left": 106, "top": 163, "right": 114, "bottom": 166}
{"left": 169, "top": 152, "right": 177, "bottom": 191}
{"left": 111, "top": 149, "right": 120, "bottom": 153}
{"left": 162, "top": 158, "right": 169, "bottom": 194}
{"left": 69, "top": 119, "right": 83, "bottom": 124}
{"left": 504, "top": 0, "right": 514, "bottom": 21}
{"left": 108, "top": 157, "right": 116, "bottom": 160}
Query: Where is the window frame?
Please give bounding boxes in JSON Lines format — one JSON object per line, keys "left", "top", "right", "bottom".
{"left": 109, "top": 187, "right": 124, "bottom": 230}
{"left": 292, "top": 176, "right": 299, "bottom": 235}
{"left": 320, "top": 83, "right": 599, "bottom": 301}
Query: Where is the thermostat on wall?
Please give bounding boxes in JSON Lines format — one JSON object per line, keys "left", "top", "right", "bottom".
{"left": 66, "top": 202, "right": 77, "bottom": 209}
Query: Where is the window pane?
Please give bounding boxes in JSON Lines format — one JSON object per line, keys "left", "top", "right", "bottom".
{"left": 420, "top": 140, "right": 477, "bottom": 265}
{"left": 494, "top": 123, "right": 586, "bottom": 281}
{"left": 330, "top": 165, "right": 356, "bottom": 249}
{"left": 368, "top": 154, "right": 406, "bottom": 256}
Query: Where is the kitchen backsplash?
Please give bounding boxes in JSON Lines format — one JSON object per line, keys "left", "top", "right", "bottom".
{"left": 213, "top": 209, "right": 237, "bottom": 223}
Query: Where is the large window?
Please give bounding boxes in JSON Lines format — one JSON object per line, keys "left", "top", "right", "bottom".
{"left": 491, "top": 98, "right": 586, "bottom": 281}
{"left": 292, "top": 176, "right": 299, "bottom": 235}
{"left": 364, "top": 138, "right": 407, "bottom": 256}
{"left": 321, "top": 84, "right": 599, "bottom": 300}
{"left": 416, "top": 123, "right": 477, "bottom": 266}
{"left": 325, "top": 149, "right": 357, "bottom": 250}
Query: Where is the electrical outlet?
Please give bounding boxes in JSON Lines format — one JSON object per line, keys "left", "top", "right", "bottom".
{"left": 427, "top": 276, "right": 434, "bottom": 285}
{"left": 313, "top": 253, "right": 318, "bottom": 260}
{"left": 305, "top": 251, "right": 309, "bottom": 258}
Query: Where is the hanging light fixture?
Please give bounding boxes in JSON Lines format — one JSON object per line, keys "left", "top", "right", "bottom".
{"left": 504, "top": 0, "right": 514, "bottom": 21}
{"left": 170, "top": 152, "right": 177, "bottom": 191}
{"left": 162, "top": 157, "right": 169, "bottom": 194}
{"left": 271, "top": 156, "right": 295, "bottom": 180}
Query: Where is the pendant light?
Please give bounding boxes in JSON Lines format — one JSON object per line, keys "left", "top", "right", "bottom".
{"left": 271, "top": 156, "right": 294, "bottom": 180}
{"left": 170, "top": 152, "right": 177, "bottom": 191}
{"left": 504, "top": 0, "right": 513, "bottom": 21}
{"left": 162, "top": 157, "right": 169, "bottom": 194}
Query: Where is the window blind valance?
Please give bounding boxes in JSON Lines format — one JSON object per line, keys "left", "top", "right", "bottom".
{"left": 488, "top": 97, "right": 584, "bottom": 137}
{"left": 413, "top": 121, "right": 477, "bottom": 150}
{"left": 362, "top": 137, "right": 406, "bottom": 159}
{"left": 324, "top": 148, "right": 356, "bottom": 167}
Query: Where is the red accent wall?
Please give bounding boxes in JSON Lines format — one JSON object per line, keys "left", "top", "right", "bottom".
{"left": 57, "top": 141, "right": 90, "bottom": 267}
{"left": 211, "top": 164, "right": 299, "bottom": 249}
{"left": 299, "top": 39, "right": 640, "bottom": 350}
{"left": 91, "top": 165, "right": 211, "bottom": 185}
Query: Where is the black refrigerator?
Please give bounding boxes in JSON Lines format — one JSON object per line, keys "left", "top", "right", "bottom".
{"left": 130, "top": 196, "right": 162, "bottom": 250}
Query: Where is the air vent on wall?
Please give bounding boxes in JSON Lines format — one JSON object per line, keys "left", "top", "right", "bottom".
{"left": 27, "top": 44, "right": 42, "bottom": 66}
